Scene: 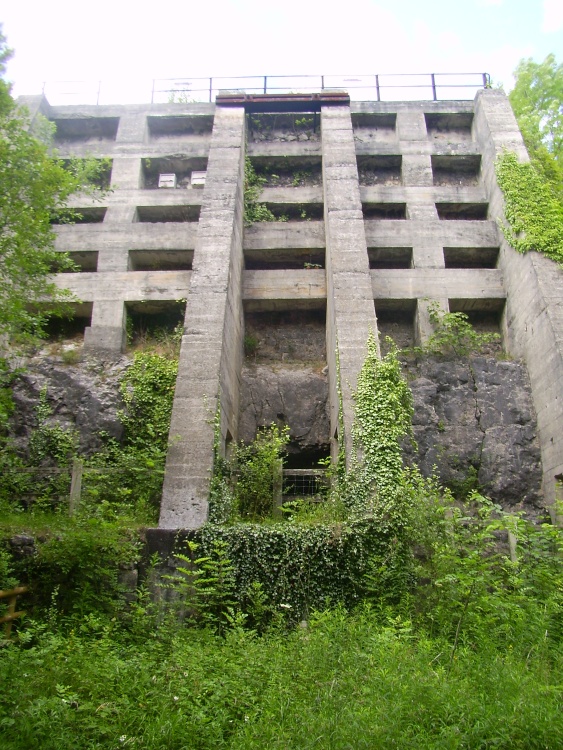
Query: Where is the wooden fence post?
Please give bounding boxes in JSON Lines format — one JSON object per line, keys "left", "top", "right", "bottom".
{"left": 69, "top": 458, "right": 83, "bottom": 516}
{"left": 0, "top": 586, "right": 29, "bottom": 641}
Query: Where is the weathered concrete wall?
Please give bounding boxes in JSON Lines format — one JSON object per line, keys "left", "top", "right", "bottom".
{"left": 474, "top": 90, "right": 563, "bottom": 509}
{"left": 159, "top": 106, "right": 246, "bottom": 529}
{"left": 39, "top": 90, "right": 563, "bottom": 525}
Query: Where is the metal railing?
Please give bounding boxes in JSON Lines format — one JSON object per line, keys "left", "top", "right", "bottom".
{"left": 39, "top": 72, "right": 490, "bottom": 107}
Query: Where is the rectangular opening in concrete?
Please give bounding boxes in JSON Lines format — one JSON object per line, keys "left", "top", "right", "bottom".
{"left": 249, "top": 156, "right": 322, "bottom": 188}
{"left": 443, "top": 247, "right": 499, "bottom": 268}
{"left": 245, "top": 248, "right": 325, "bottom": 270}
{"left": 125, "top": 300, "right": 186, "bottom": 350}
{"left": 431, "top": 155, "right": 481, "bottom": 186}
{"left": 247, "top": 113, "right": 320, "bottom": 142}
{"left": 61, "top": 158, "right": 113, "bottom": 190}
{"left": 351, "top": 113, "right": 397, "bottom": 141}
{"left": 141, "top": 156, "right": 208, "bottom": 189}
{"left": 368, "top": 247, "right": 412, "bottom": 269}
{"left": 363, "top": 203, "right": 407, "bottom": 219}
{"left": 147, "top": 115, "right": 214, "bottom": 138}
{"left": 436, "top": 203, "right": 488, "bottom": 220}
{"left": 53, "top": 117, "right": 120, "bottom": 144}
{"left": 357, "top": 155, "right": 402, "bottom": 186}
{"left": 264, "top": 203, "right": 324, "bottom": 221}
{"left": 244, "top": 306, "right": 326, "bottom": 365}
{"left": 136, "top": 205, "right": 201, "bottom": 223}
{"left": 374, "top": 300, "right": 416, "bottom": 353}
{"left": 43, "top": 302, "right": 93, "bottom": 342}
{"left": 425, "top": 112, "right": 473, "bottom": 142}
{"left": 240, "top": 302, "right": 330, "bottom": 476}
{"left": 52, "top": 207, "right": 107, "bottom": 224}
{"left": 449, "top": 298, "right": 505, "bottom": 353}
{"left": 128, "top": 249, "right": 193, "bottom": 271}
{"left": 55, "top": 250, "right": 99, "bottom": 272}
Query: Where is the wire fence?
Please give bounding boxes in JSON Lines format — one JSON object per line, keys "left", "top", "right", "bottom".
{"left": 39, "top": 72, "right": 490, "bottom": 106}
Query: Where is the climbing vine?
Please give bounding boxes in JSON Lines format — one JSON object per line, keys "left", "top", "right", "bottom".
{"left": 198, "top": 332, "right": 420, "bottom": 615}
{"left": 344, "top": 333, "right": 414, "bottom": 526}
{"left": 496, "top": 151, "right": 563, "bottom": 266}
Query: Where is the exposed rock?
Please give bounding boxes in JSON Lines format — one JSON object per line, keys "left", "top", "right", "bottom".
{"left": 404, "top": 356, "right": 543, "bottom": 510}
{"left": 239, "top": 365, "right": 330, "bottom": 459}
{"left": 8, "top": 534, "right": 36, "bottom": 557}
{"left": 9, "top": 351, "right": 128, "bottom": 455}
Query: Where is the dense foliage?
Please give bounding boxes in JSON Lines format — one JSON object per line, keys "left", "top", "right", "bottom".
{"left": 509, "top": 54, "right": 563, "bottom": 200}
{"left": 496, "top": 150, "right": 563, "bottom": 265}
{"left": 0, "top": 30, "right": 107, "bottom": 349}
{"left": 2, "top": 491, "right": 563, "bottom": 748}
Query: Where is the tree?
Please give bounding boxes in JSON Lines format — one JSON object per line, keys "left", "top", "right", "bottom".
{"left": 509, "top": 54, "right": 563, "bottom": 200}
{"left": 0, "top": 26, "right": 106, "bottom": 424}
{"left": 0, "top": 25, "right": 106, "bottom": 346}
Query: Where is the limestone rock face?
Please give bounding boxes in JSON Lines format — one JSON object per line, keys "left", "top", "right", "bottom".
{"left": 238, "top": 365, "right": 330, "bottom": 458}
{"left": 405, "top": 356, "right": 543, "bottom": 510}
{"left": 10, "top": 354, "right": 127, "bottom": 455}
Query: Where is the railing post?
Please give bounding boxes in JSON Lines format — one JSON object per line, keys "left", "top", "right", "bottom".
{"left": 263, "top": 76, "right": 267, "bottom": 94}
{"left": 151, "top": 79, "right": 155, "bottom": 104}
{"left": 321, "top": 75, "right": 325, "bottom": 91}
{"left": 96, "top": 80, "right": 101, "bottom": 106}
{"left": 375, "top": 74, "right": 380, "bottom": 102}
{"left": 431, "top": 73, "right": 437, "bottom": 101}
{"left": 209, "top": 77, "right": 213, "bottom": 102}
{"left": 482, "top": 72, "right": 489, "bottom": 89}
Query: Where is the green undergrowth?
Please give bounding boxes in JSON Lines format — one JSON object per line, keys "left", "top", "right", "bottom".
{"left": 1, "top": 545, "right": 563, "bottom": 749}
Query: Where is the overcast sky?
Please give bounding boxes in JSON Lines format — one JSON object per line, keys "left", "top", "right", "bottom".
{"left": 2, "top": 0, "right": 562, "bottom": 104}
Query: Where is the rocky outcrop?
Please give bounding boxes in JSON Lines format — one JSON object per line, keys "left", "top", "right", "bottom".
{"left": 239, "top": 365, "right": 330, "bottom": 459}
{"left": 9, "top": 352, "right": 127, "bottom": 455}
{"left": 6, "top": 349, "right": 544, "bottom": 513}
{"left": 405, "top": 356, "right": 543, "bottom": 510}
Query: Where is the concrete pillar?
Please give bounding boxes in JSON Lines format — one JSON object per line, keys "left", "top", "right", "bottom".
{"left": 322, "top": 105, "right": 379, "bottom": 465}
{"left": 110, "top": 157, "right": 142, "bottom": 190}
{"left": 415, "top": 298, "right": 449, "bottom": 345}
{"left": 159, "top": 106, "right": 245, "bottom": 529}
{"left": 474, "top": 89, "right": 563, "bottom": 509}
{"left": 83, "top": 299, "right": 126, "bottom": 353}
{"left": 115, "top": 112, "right": 148, "bottom": 145}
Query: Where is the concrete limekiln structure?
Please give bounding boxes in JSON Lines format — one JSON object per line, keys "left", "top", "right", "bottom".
{"left": 20, "top": 83, "right": 563, "bottom": 528}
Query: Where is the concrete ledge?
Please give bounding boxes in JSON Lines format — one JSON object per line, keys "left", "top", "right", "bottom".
{"left": 55, "top": 223, "right": 198, "bottom": 252}
{"left": 54, "top": 271, "right": 191, "bottom": 301}
{"left": 371, "top": 268, "right": 505, "bottom": 299}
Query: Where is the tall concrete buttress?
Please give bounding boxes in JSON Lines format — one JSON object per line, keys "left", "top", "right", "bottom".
{"left": 158, "top": 106, "right": 246, "bottom": 529}
{"left": 474, "top": 90, "right": 563, "bottom": 509}
{"left": 322, "top": 106, "right": 379, "bottom": 462}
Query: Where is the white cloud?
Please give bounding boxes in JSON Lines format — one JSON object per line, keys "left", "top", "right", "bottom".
{"left": 542, "top": 0, "right": 563, "bottom": 32}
